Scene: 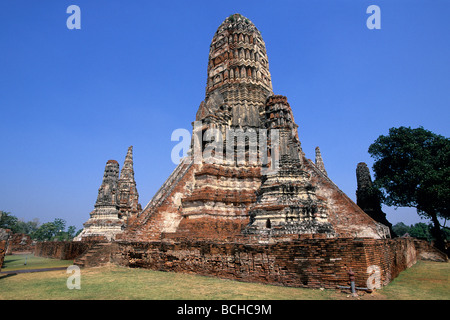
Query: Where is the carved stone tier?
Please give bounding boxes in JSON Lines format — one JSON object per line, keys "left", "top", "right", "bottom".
{"left": 245, "top": 95, "right": 335, "bottom": 237}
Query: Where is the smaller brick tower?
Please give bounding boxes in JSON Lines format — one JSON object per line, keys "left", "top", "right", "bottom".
{"left": 356, "top": 162, "right": 394, "bottom": 236}
{"left": 75, "top": 160, "right": 124, "bottom": 241}
{"left": 315, "top": 147, "right": 327, "bottom": 176}
{"left": 118, "top": 146, "right": 142, "bottom": 224}
{"left": 245, "top": 95, "right": 334, "bottom": 237}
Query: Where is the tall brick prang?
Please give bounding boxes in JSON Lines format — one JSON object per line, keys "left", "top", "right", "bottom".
{"left": 119, "top": 13, "right": 390, "bottom": 242}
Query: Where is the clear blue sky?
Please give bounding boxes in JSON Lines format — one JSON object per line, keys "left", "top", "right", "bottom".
{"left": 1, "top": 0, "right": 449, "bottom": 231}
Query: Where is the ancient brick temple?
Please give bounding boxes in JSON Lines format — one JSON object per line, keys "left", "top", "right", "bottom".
{"left": 78, "top": 14, "right": 390, "bottom": 243}
{"left": 66, "top": 14, "right": 442, "bottom": 291}
{"left": 120, "top": 14, "right": 390, "bottom": 242}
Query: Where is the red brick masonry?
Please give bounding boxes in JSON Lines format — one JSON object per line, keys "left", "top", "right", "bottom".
{"left": 34, "top": 237, "right": 445, "bottom": 289}
{"left": 111, "top": 237, "right": 417, "bottom": 289}
{"left": 34, "top": 241, "right": 98, "bottom": 260}
{"left": 0, "top": 240, "right": 7, "bottom": 269}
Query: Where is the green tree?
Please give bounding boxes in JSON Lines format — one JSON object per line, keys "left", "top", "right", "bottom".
{"left": 52, "top": 225, "right": 77, "bottom": 241}
{"left": 409, "top": 222, "right": 432, "bottom": 240}
{"left": 392, "top": 222, "right": 410, "bottom": 237}
{"left": 25, "top": 218, "right": 40, "bottom": 234}
{"left": 1, "top": 212, "right": 74, "bottom": 240}
{"left": 11, "top": 220, "right": 27, "bottom": 234}
{"left": 31, "top": 222, "right": 58, "bottom": 241}
{"left": 9, "top": 218, "right": 39, "bottom": 234}
{"left": 30, "top": 218, "right": 77, "bottom": 241}
{"left": 67, "top": 226, "right": 77, "bottom": 238}
{"left": 53, "top": 218, "right": 66, "bottom": 236}
{"left": 368, "top": 126, "right": 450, "bottom": 252}
{"left": 0, "top": 211, "right": 18, "bottom": 231}
{"left": 1, "top": 212, "right": 41, "bottom": 234}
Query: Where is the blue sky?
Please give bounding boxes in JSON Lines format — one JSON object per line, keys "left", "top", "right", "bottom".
{"left": 1, "top": 0, "right": 449, "bottom": 230}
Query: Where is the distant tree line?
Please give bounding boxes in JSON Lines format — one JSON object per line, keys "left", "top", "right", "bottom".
{"left": 392, "top": 222, "right": 450, "bottom": 242}
{"left": 0, "top": 211, "right": 81, "bottom": 241}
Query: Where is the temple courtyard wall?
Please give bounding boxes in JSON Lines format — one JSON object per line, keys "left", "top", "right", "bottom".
{"left": 111, "top": 238, "right": 417, "bottom": 289}
{"left": 34, "top": 241, "right": 97, "bottom": 260}
{"left": 32, "top": 236, "right": 447, "bottom": 290}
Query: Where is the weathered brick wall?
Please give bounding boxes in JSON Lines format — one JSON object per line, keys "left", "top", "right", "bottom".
{"left": 358, "top": 238, "right": 417, "bottom": 286}
{"left": 0, "top": 228, "right": 11, "bottom": 269}
{"left": 6, "top": 233, "right": 34, "bottom": 254}
{"left": 170, "top": 217, "right": 249, "bottom": 242}
{"left": 0, "top": 241, "right": 7, "bottom": 269}
{"left": 112, "top": 238, "right": 417, "bottom": 289}
{"left": 413, "top": 239, "right": 448, "bottom": 262}
{"left": 34, "top": 241, "right": 97, "bottom": 260}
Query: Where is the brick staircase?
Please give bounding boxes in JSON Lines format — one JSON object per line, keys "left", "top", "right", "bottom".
{"left": 74, "top": 242, "right": 113, "bottom": 268}
{"left": 140, "top": 156, "right": 193, "bottom": 223}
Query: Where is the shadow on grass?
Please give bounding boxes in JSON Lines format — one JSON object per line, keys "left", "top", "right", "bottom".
{"left": 2, "top": 258, "right": 21, "bottom": 265}
{"left": 0, "top": 273, "right": 17, "bottom": 280}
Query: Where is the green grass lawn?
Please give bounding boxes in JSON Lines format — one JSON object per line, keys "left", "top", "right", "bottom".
{"left": 376, "top": 259, "right": 449, "bottom": 300}
{"left": 0, "top": 255, "right": 448, "bottom": 300}
{"left": 1, "top": 253, "right": 73, "bottom": 271}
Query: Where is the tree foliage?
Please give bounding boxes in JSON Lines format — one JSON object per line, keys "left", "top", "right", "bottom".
{"left": 392, "top": 222, "right": 410, "bottom": 237}
{"left": 393, "top": 222, "right": 450, "bottom": 241}
{"left": 368, "top": 126, "right": 449, "bottom": 250}
{"left": 369, "top": 127, "right": 449, "bottom": 217}
{"left": 0, "top": 211, "right": 18, "bottom": 231}
{"left": 0, "top": 211, "right": 79, "bottom": 241}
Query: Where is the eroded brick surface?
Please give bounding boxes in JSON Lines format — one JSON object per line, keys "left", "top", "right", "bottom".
{"left": 0, "top": 228, "right": 11, "bottom": 269}
{"left": 5, "top": 233, "right": 34, "bottom": 254}
{"left": 112, "top": 238, "right": 417, "bottom": 289}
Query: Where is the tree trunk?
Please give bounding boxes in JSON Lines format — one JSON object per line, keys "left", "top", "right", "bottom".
{"left": 429, "top": 211, "right": 446, "bottom": 253}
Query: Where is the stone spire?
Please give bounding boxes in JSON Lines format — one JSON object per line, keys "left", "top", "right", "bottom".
{"left": 118, "top": 146, "right": 141, "bottom": 222}
{"left": 356, "top": 162, "right": 381, "bottom": 214}
{"left": 315, "top": 147, "right": 327, "bottom": 176}
{"left": 75, "top": 160, "right": 124, "bottom": 241}
{"left": 120, "top": 147, "right": 134, "bottom": 180}
{"left": 172, "top": 14, "right": 278, "bottom": 239}
{"left": 356, "top": 162, "right": 394, "bottom": 236}
{"left": 356, "top": 162, "right": 373, "bottom": 194}
{"left": 192, "top": 14, "right": 333, "bottom": 237}
{"left": 197, "top": 13, "right": 273, "bottom": 128}
{"left": 95, "top": 160, "right": 120, "bottom": 207}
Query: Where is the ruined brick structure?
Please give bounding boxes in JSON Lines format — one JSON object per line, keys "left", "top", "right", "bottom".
{"left": 111, "top": 237, "right": 417, "bottom": 289}
{"left": 115, "top": 14, "right": 390, "bottom": 242}
{"left": 117, "top": 146, "right": 142, "bottom": 224}
{"left": 0, "top": 228, "right": 11, "bottom": 270}
{"left": 68, "top": 14, "right": 446, "bottom": 289}
{"left": 356, "top": 162, "right": 394, "bottom": 236}
{"left": 5, "top": 233, "right": 34, "bottom": 254}
{"left": 76, "top": 146, "right": 141, "bottom": 241}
